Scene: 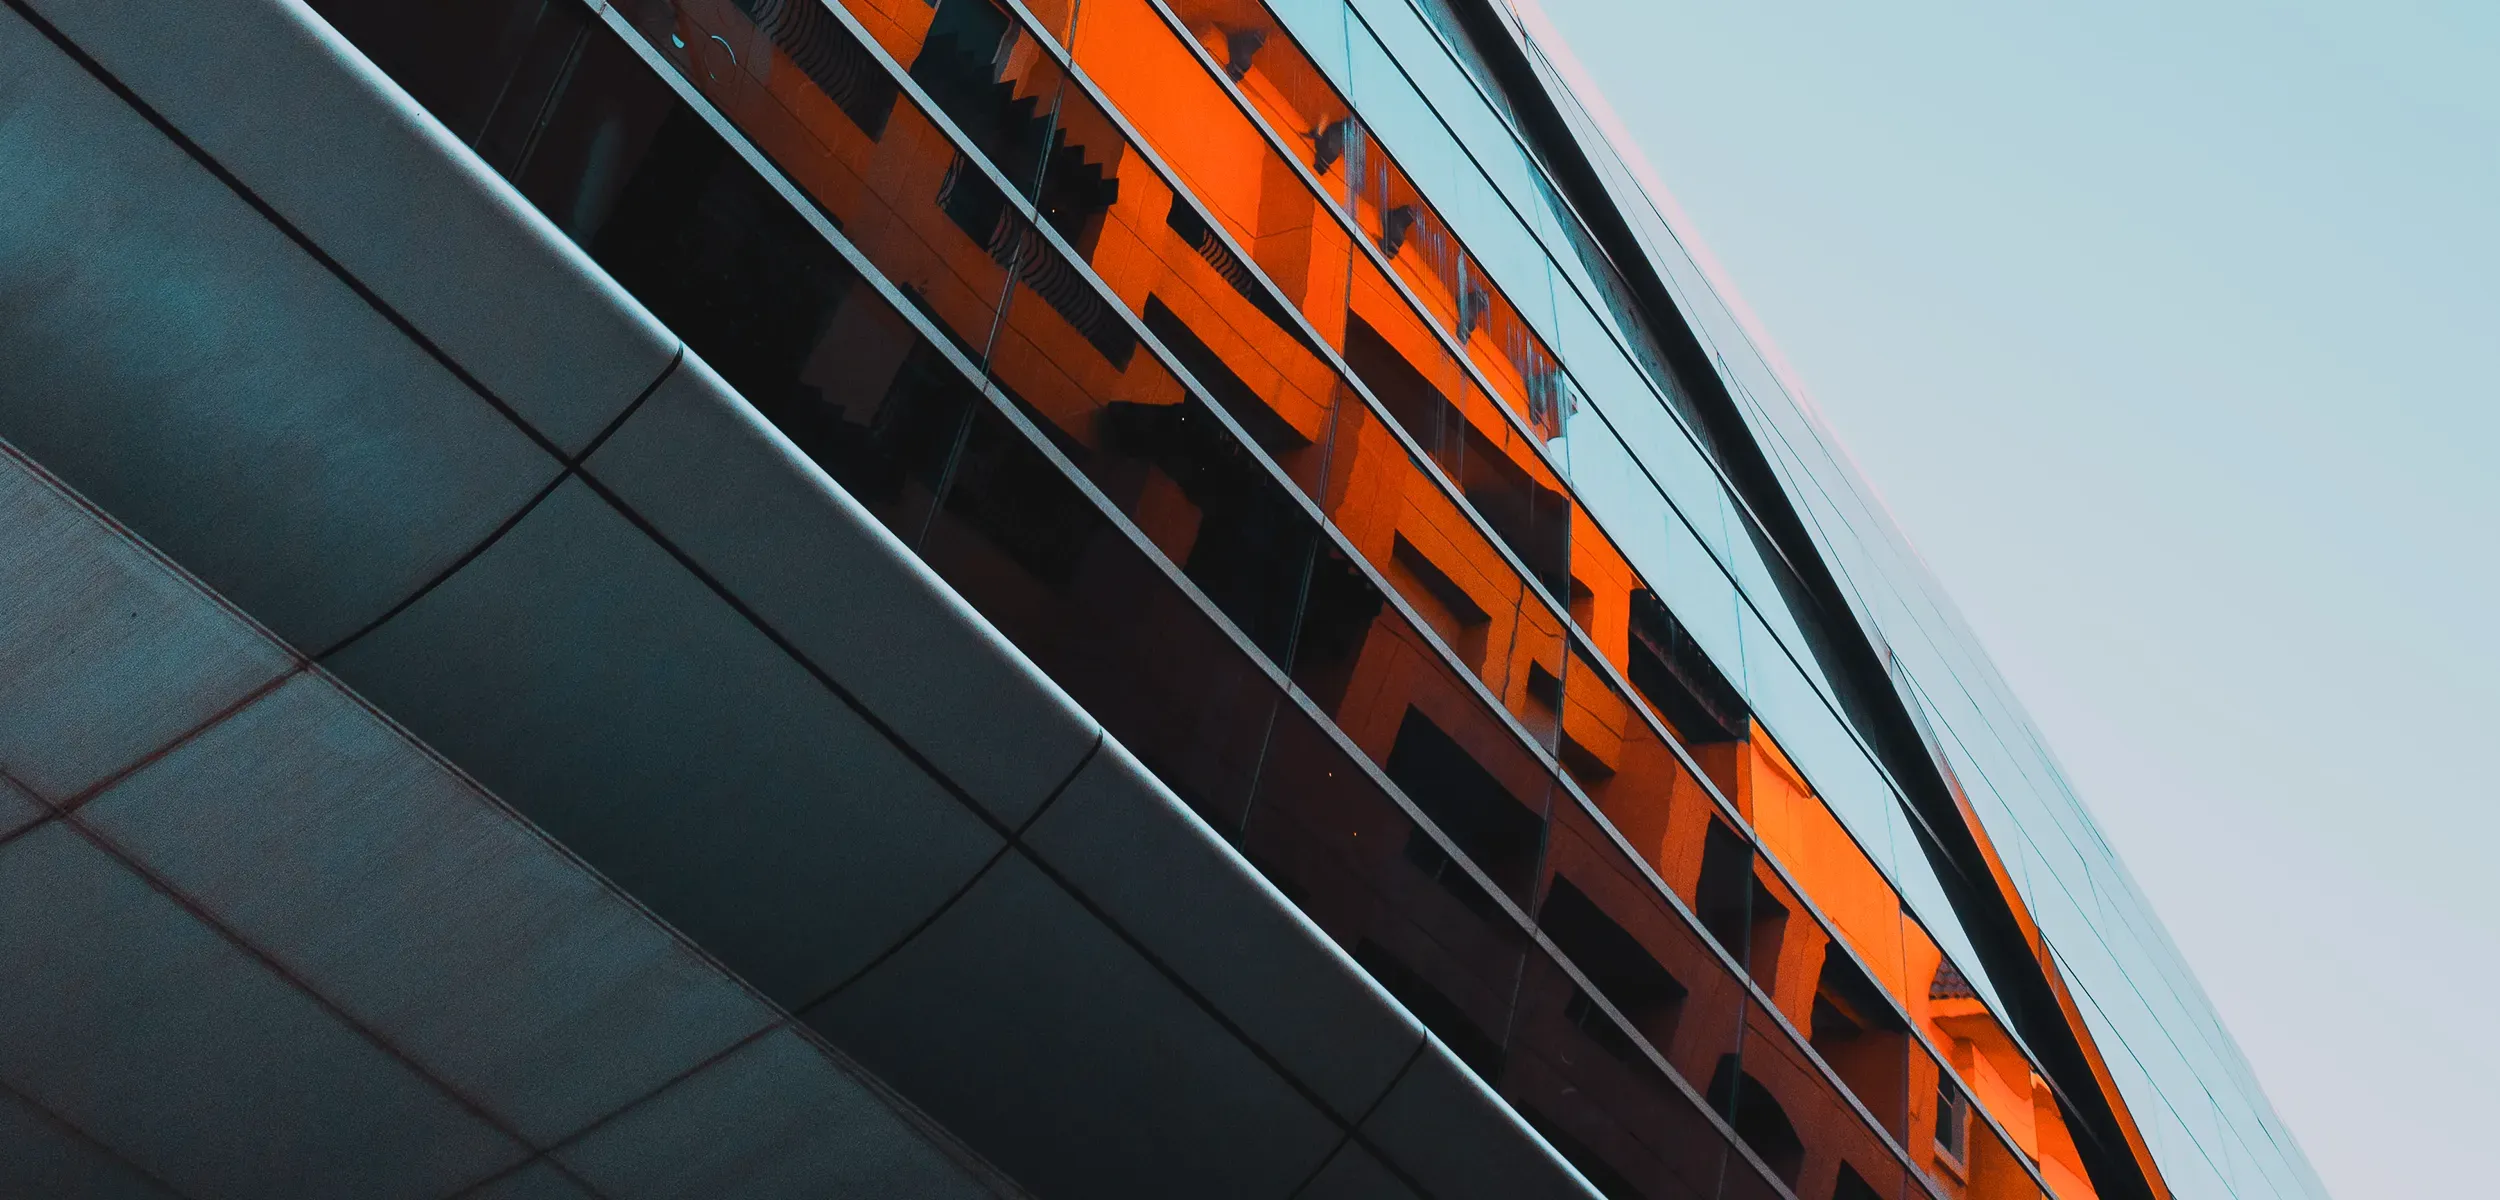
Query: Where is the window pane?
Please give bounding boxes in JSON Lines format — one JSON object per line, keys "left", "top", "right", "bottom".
{"left": 1239, "top": 697, "right": 1533, "bottom": 1083}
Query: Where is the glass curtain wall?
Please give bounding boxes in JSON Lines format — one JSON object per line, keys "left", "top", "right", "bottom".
{"left": 309, "top": 1, "right": 2139, "bottom": 1198}
{"left": 1344, "top": 1, "right": 2332, "bottom": 1196}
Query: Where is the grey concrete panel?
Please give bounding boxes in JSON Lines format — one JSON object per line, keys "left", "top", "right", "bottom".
{"left": 586, "top": 354, "right": 1099, "bottom": 826}
{"left": 0, "top": 1086, "right": 175, "bottom": 1200}
{"left": 809, "top": 850, "right": 1342, "bottom": 1199}
{"left": 0, "top": 444, "right": 295, "bottom": 801}
{"left": 0, "top": 13, "right": 557, "bottom": 651}
{"left": 459, "top": 1161, "right": 599, "bottom": 1200}
{"left": 326, "top": 479, "right": 1003, "bottom": 1007}
{"left": 1, "top": 769, "right": 49, "bottom": 840}
{"left": 26, "top": 0, "right": 679, "bottom": 454}
{"left": 0, "top": 822, "right": 524, "bottom": 1199}
{"left": 81, "top": 671, "right": 777, "bottom": 1146}
{"left": 1022, "top": 738, "right": 1424, "bottom": 1117}
{"left": 559, "top": 1027, "right": 1006, "bottom": 1200}
{"left": 1298, "top": 1142, "right": 1425, "bottom": 1200}
{"left": 1358, "top": 1042, "right": 1599, "bottom": 1200}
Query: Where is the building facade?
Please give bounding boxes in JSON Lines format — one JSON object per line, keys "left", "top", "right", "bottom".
{"left": 0, "top": 0, "right": 2322, "bottom": 1198}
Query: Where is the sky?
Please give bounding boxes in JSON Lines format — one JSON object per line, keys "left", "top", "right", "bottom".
{"left": 1528, "top": 0, "right": 2499, "bottom": 1196}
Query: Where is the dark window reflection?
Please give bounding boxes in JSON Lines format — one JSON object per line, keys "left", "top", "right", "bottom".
{"left": 1628, "top": 588, "right": 1749, "bottom": 748}
{"left": 743, "top": 0, "right": 899, "bottom": 136}
{"left": 1140, "top": 297, "right": 1312, "bottom": 462}
{"left": 929, "top": 400, "right": 1105, "bottom": 585}
{"left": 1099, "top": 395, "right": 1316, "bottom": 661}
{"left": 916, "top": 403, "right": 1283, "bottom": 829}
{"left": 588, "top": 104, "right": 860, "bottom": 382}
{"left": 1242, "top": 700, "right": 1530, "bottom": 1084}
{"left": 1508, "top": 928, "right": 1734, "bottom": 1200}
{"left": 943, "top": 164, "right": 1138, "bottom": 367}
{"left": 1809, "top": 946, "right": 1912, "bottom": 1141}
{"left": 1386, "top": 707, "right": 1545, "bottom": 909}
{"left": 1833, "top": 1163, "right": 1887, "bottom": 1200}
{"left": 1542, "top": 878, "right": 1688, "bottom": 1064}
{"left": 1698, "top": 819, "right": 1790, "bottom": 986}
{"left": 911, "top": 0, "right": 1056, "bottom": 194}
{"left": 1286, "top": 544, "right": 1386, "bottom": 714}
{"left": 1709, "top": 1055, "right": 1806, "bottom": 1188}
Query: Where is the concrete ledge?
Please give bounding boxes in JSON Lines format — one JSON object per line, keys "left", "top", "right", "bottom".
{"left": 20, "top": 0, "right": 680, "bottom": 455}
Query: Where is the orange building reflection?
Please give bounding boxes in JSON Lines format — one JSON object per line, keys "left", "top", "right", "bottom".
{"left": 576, "top": 0, "right": 2157, "bottom": 1194}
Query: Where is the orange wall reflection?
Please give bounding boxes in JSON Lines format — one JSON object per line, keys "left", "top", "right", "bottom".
{"left": 615, "top": 0, "right": 2138, "bottom": 1194}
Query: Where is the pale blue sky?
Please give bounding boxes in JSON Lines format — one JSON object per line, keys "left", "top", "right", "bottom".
{"left": 1532, "top": 0, "right": 2498, "bottom": 1195}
